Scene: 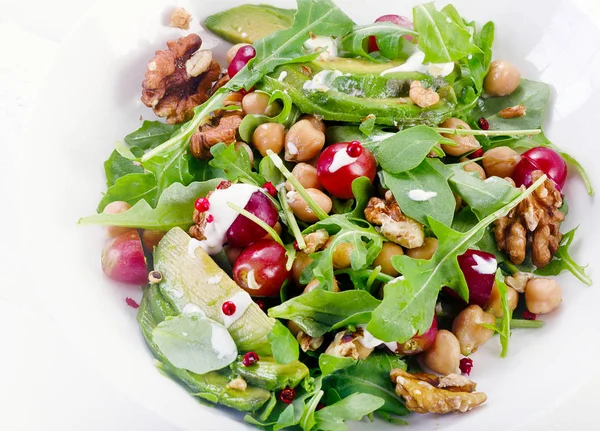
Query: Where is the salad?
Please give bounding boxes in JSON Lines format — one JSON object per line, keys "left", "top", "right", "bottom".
{"left": 80, "top": 0, "right": 593, "bottom": 429}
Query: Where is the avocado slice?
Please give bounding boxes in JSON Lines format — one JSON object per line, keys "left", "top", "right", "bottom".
{"left": 153, "top": 227, "right": 274, "bottom": 355}
{"left": 230, "top": 356, "right": 309, "bottom": 391}
{"left": 204, "top": 4, "right": 295, "bottom": 44}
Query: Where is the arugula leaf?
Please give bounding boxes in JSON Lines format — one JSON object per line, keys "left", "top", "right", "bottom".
{"left": 340, "top": 22, "right": 417, "bottom": 61}
{"left": 413, "top": 3, "right": 482, "bottom": 63}
{"left": 481, "top": 270, "right": 512, "bottom": 357}
{"left": 318, "top": 354, "right": 357, "bottom": 377}
{"left": 359, "top": 114, "right": 376, "bottom": 137}
{"left": 314, "top": 394, "right": 385, "bottom": 431}
{"left": 152, "top": 313, "right": 237, "bottom": 375}
{"left": 268, "top": 290, "right": 381, "bottom": 337}
{"left": 209, "top": 143, "right": 264, "bottom": 185}
{"left": 374, "top": 126, "right": 454, "bottom": 174}
{"left": 97, "top": 172, "right": 157, "bottom": 213}
{"left": 448, "top": 164, "right": 520, "bottom": 218}
{"left": 535, "top": 227, "right": 591, "bottom": 285}
{"left": 80, "top": 179, "right": 221, "bottom": 230}
{"left": 349, "top": 177, "right": 375, "bottom": 218}
{"left": 259, "top": 156, "right": 285, "bottom": 186}
{"left": 300, "top": 215, "right": 384, "bottom": 290}
{"left": 267, "top": 320, "right": 300, "bottom": 364}
{"left": 238, "top": 90, "right": 300, "bottom": 143}
{"left": 367, "top": 175, "right": 548, "bottom": 342}
{"left": 104, "top": 149, "right": 144, "bottom": 187}
{"left": 383, "top": 158, "right": 456, "bottom": 226}
{"left": 124, "top": 120, "right": 180, "bottom": 150}
{"left": 322, "top": 352, "right": 409, "bottom": 417}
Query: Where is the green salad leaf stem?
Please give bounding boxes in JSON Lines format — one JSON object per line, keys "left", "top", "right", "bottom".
{"left": 509, "top": 319, "right": 545, "bottom": 329}
{"left": 278, "top": 187, "right": 307, "bottom": 250}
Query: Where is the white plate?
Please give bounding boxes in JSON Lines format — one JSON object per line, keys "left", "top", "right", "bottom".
{"left": 18, "top": 0, "right": 599, "bottom": 430}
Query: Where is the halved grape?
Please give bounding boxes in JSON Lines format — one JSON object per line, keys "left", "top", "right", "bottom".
{"left": 233, "top": 239, "right": 290, "bottom": 297}
{"left": 226, "top": 191, "right": 278, "bottom": 248}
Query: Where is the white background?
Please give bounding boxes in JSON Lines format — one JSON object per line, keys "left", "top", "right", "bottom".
{"left": 1, "top": 1, "right": 599, "bottom": 430}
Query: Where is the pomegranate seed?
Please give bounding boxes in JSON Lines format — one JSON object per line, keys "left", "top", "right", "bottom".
{"left": 293, "top": 241, "right": 299, "bottom": 251}
{"left": 195, "top": 197, "right": 210, "bottom": 212}
{"left": 222, "top": 301, "right": 236, "bottom": 316}
{"left": 242, "top": 351, "right": 259, "bottom": 367}
{"left": 468, "top": 148, "right": 484, "bottom": 159}
{"left": 523, "top": 310, "right": 537, "bottom": 320}
{"left": 255, "top": 299, "right": 266, "bottom": 310}
{"left": 125, "top": 297, "right": 139, "bottom": 309}
{"left": 206, "top": 214, "right": 214, "bottom": 223}
{"left": 459, "top": 357, "right": 473, "bottom": 376}
{"left": 263, "top": 182, "right": 277, "bottom": 197}
{"left": 478, "top": 117, "right": 490, "bottom": 130}
{"left": 346, "top": 141, "right": 363, "bottom": 158}
{"left": 279, "top": 387, "right": 296, "bottom": 404}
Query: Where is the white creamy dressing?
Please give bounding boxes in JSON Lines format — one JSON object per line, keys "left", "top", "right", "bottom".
{"left": 246, "top": 269, "right": 261, "bottom": 290}
{"left": 210, "top": 321, "right": 238, "bottom": 359}
{"left": 286, "top": 141, "right": 299, "bottom": 155}
{"left": 356, "top": 325, "right": 398, "bottom": 351}
{"left": 380, "top": 49, "right": 455, "bottom": 78}
{"left": 303, "top": 36, "right": 338, "bottom": 60}
{"left": 471, "top": 254, "right": 497, "bottom": 275}
{"left": 275, "top": 182, "right": 287, "bottom": 192}
{"left": 407, "top": 189, "right": 438, "bottom": 201}
{"left": 328, "top": 149, "right": 358, "bottom": 173}
{"left": 303, "top": 70, "right": 344, "bottom": 92}
{"left": 277, "top": 71, "right": 288, "bottom": 82}
{"left": 221, "top": 291, "right": 254, "bottom": 328}
{"left": 182, "top": 303, "right": 204, "bottom": 315}
{"left": 190, "top": 184, "right": 259, "bottom": 255}
{"left": 207, "top": 275, "right": 222, "bottom": 285}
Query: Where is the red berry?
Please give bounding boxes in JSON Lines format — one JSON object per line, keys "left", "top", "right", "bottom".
{"left": 222, "top": 301, "right": 236, "bottom": 316}
{"left": 478, "top": 117, "right": 490, "bottom": 130}
{"left": 523, "top": 310, "right": 537, "bottom": 320}
{"left": 263, "top": 182, "right": 277, "bottom": 197}
{"left": 206, "top": 214, "right": 214, "bottom": 223}
{"left": 279, "top": 387, "right": 296, "bottom": 404}
{"left": 242, "top": 351, "right": 259, "bottom": 367}
{"left": 346, "top": 141, "right": 363, "bottom": 158}
{"left": 459, "top": 357, "right": 473, "bottom": 376}
{"left": 195, "top": 197, "right": 210, "bottom": 212}
{"left": 469, "top": 148, "right": 484, "bottom": 159}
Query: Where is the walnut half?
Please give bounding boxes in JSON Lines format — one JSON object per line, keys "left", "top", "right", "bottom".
{"left": 391, "top": 369, "right": 487, "bottom": 414}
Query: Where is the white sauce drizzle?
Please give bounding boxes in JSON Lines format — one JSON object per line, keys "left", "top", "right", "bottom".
{"left": 191, "top": 184, "right": 258, "bottom": 255}
{"left": 407, "top": 189, "right": 438, "bottom": 201}
{"left": 246, "top": 269, "right": 261, "bottom": 290}
{"left": 303, "top": 70, "right": 343, "bottom": 92}
{"left": 328, "top": 150, "right": 358, "bottom": 173}
{"left": 171, "top": 289, "right": 184, "bottom": 299}
{"left": 210, "top": 322, "right": 238, "bottom": 359}
{"left": 207, "top": 275, "right": 222, "bottom": 285}
{"left": 275, "top": 182, "right": 287, "bottom": 192}
{"left": 182, "top": 303, "right": 203, "bottom": 315}
{"left": 380, "top": 49, "right": 454, "bottom": 78}
{"left": 471, "top": 254, "right": 497, "bottom": 275}
{"left": 277, "top": 71, "right": 288, "bottom": 82}
{"left": 303, "top": 36, "right": 338, "bottom": 60}
{"left": 286, "top": 142, "right": 299, "bottom": 155}
{"left": 356, "top": 325, "right": 398, "bottom": 351}
{"left": 221, "top": 291, "right": 254, "bottom": 328}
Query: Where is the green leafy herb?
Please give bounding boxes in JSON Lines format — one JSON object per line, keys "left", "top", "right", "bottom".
{"left": 268, "top": 290, "right": 381, "bottom": 337}
{"left": 152, "top": 313, "right": 237, "bottom": 375}
{"left": 267, "top": 320, "right": 300, "bottom": 364}
{"left": 359, "top": 114, "right": 377, "bottom": 136}
{"left": 481, "top": 270, "right": 512, "bottom": 357}
{"left": 340, "top": 22, "right": 417, "bottom": 61}
{"left": 374, "top": 126, "right": 454, "bottom": 174}
{"left": 535, "top": 227, "right": 591, "bottom": 285}
{"left": 104, "top": 149, "right": 144, "bottom": 188}
{"left": 124, "top": 120, "right": 181, "bottom": 150}
{"left": 349, "top": 176, "right": 375, "bottom": 219}
{"left": 97, "top": 172, "right": 157, "bottom": 212}
{"left": 318, "top": 354, "right": 357, "bottom": 377}
{"left": 209, "top": 143, "right": 264, "bottom": 185}
{"left": 383, "top": 158, "right": 456, "bottom": 226}
{"left": 367, "top": 174, "right": 548, "bottom": 342}
{"left": 314, "top": 393, "right": 385, "bottom": 431}
{"left": 80, "top": 179, "right": 221, "bottom": 230}
{"left": 510, "top": 318, "right": 545, "bottom": 329}
{"left": 413, "top": 3, "right": 482, "bottom": 63}
{"left": 259, "top": 155, "right": 285, "bottom": 186}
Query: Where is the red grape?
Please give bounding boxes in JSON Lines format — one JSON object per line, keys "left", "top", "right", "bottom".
{"left": 512, "top": 147, "right": 567, "bottom": 190}
{"left": 226, "top": 191, "right": 279, "bottom": 248}
{"left": 368, "top": 14, "right": 414, "bottom": 52}
{"left": 233, "top": 239, "right": 290, "bottom": 297}
{"left": 457, "top": 250, "right": 497, "bottom": 307}
{"left": 395, "top": 315, "right": 438, "bottom": 355}
{"left": 101, "top": 231, "right": 147, "bottom": 285}
{"left": 316, "top": 142, "right": 377, "bottom": 199}
{"left": 228, "top": 45, "right": 256, "bottom": 78}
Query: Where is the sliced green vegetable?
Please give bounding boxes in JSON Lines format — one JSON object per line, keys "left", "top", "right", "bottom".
{"left": 230, "top": 355, "right": 308, "bottom": 391}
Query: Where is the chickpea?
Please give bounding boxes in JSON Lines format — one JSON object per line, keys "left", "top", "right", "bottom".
{"left": 252, "top": 123, "right": 285, "bottom": 156}
{"left": 234, "top": 141, "right": 254, "bottom": 165}
{"left": 284, "top": 119, "right": 326, "bottom": 162}
{"left": 290, "top": 163, "right": 322, "bottom": 190}
{"left": 103, "top": 201, "right": 133, "bottom": 237}
{"left": 486, "top": 282, "right": 519, "bottom": 318}
{"left": 300, "top": 114, "right": 326, "bottom": 134}
{"left": 452, "top": 305, "right": 496, "bottom": 356}
{"left": 262, "top": 222, "right": 282, "bottom": 240}
{"left": 141, "top": 230, "right": 166, "bottom": 251}
{"left": 242, "top": 92, "right": 282, "bottom": 116}
{"left": 372, "top": 242, "right": 404, "bottom": 276}
{"left": 454, "top": 193, "right": 463, "bottom": 213}
{"left": 460, "top": 157, "right": 486, "bottom": 180}
{"left": 328, "top": 240, "right": 354, "bottom": 269}
{"left": 439, "top": 118, "right": 481, "bottom": 156}
{"left": 422, "top": 330, "right": 461, "bottom": 375}
{"left": 292, "top": 251, "right": 313, "bottom": 286}
{"left": 406, "top": 237, "right": 438, "bottom": 260}
{"left": 484, "top": 60, "right": 521, "bottom": 97}
{"left": 304, "top": 278, "right": 340, "bottom": 293}
{"left": 226, "top": 43, "right": 250, "bottom": 64}
{"left": 288, "top": 188, "right": 332, "bottom": 222}
{"left": 482, "top": 146, "right": 522, "bottom": 178}
{"left": 525, "top": 278, "right": 562, "bottom": 314}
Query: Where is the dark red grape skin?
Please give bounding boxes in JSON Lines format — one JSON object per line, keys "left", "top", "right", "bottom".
{"left": 227, "top": 45, "right": 256, "bottom": 78}
{"left": 395, "top": 315, "right": 438, "bottom": 355}
{"left": 226, "top": 191, "right": 279, "bottom": 248}
{"left": 233, "top": 239, "right": 290, "bottom": 297}
{"left": 456, "top": 250, "right": 497, "bottom": 307}
{"left": 512, "top": 147, "right": 567, "bottom": 190}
